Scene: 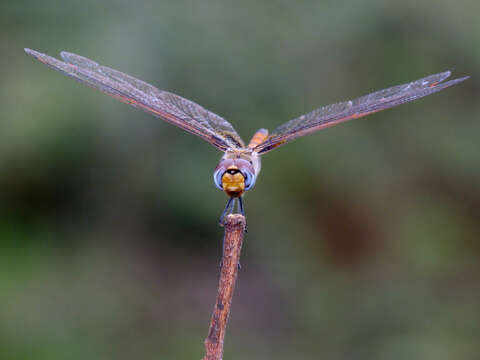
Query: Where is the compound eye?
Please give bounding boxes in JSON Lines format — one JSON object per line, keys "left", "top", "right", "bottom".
{"left": 213, "top": 168, "right": 224, "bottom": 190}
{"left": 242, "top": 169, "right": 256, "bottom": 190}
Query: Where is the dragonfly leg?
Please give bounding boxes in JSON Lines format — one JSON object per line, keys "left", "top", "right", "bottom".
{"left": 219, "top": 197, "right": 234, "bottom": 225}
{"left": 238, "top": 196, "right": 247, "bottom": 233}
{"left": 238, "top": 196, "right": 245, "bottom": 217}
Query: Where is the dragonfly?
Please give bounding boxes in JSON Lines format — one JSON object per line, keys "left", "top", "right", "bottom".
{"left": 25, "top": 48, "right": 469, "bottom": 223}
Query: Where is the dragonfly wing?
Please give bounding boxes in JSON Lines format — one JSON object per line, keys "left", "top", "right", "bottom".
{"left": 25, "top": 49, "right": 245, "bottom": 151}
{"left": 254, "top": 71, "right": 469, "bottom": 154}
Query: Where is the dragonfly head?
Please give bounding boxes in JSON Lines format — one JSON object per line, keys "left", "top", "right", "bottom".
{"left": 214, "top": 158, "right": 256, "bottom": 197}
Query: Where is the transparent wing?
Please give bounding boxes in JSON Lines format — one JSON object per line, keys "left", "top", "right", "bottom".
{"left": 255, "top": 71, "right": 469, "bottom": 154}
{"left": 25, "top": 48, "right": 245, "bottom": 151}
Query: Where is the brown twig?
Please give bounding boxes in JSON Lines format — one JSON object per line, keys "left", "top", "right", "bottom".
{"left": 202, "top": 214, "right": 246, "bottom": 360}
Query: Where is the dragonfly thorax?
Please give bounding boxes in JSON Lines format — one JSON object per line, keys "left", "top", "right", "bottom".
{"left": 213, "top": 151, "right": 260, "bottom": 197}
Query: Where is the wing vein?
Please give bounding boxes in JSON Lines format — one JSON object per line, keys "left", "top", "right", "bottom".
{"left": 255, "top": 72, "right": 469, "bottom": 154}
{"left": 25, "top": 48, "right": 245, "bottom": 151}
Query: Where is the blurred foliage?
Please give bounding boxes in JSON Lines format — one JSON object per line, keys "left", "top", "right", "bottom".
{"left": 1, "top": 0, "right": 479, "bottom": 359}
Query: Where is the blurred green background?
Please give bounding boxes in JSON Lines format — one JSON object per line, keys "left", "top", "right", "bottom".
{"left": 1, "top": 0, "right": 479, "bottom": 359}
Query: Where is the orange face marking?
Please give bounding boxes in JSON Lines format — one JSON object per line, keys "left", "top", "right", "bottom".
{"left": 221, "top": 167, "right": 245, "bottom": 197}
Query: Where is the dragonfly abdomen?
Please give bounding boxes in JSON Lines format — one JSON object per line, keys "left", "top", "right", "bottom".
{"left": 247, "top": 128, "right": 269, "bottom": 149}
